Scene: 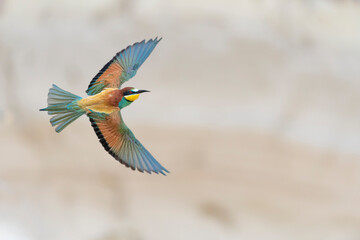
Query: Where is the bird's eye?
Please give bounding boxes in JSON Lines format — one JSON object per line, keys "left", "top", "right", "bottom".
{"left": 124, "top": 89, "right": 138, "bottom": 96}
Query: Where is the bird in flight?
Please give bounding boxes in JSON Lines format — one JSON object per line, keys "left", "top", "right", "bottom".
{"left": 40, "top": 38, "right": 169, "bottom": 175}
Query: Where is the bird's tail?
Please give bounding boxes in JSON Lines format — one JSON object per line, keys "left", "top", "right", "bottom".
{"left": 40, "top": 84, "right": 85, "bottom": 133}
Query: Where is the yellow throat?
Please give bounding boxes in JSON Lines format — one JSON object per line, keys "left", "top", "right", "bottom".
{"left": 124, "top": 94, "right": 140, "bottom": 102}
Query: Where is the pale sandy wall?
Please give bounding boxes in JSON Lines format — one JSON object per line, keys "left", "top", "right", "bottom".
{"left": 1, "top": 1, "right": 360, "bottom": 239}
{"left": 1, "top": 0, "right": 360, "bottom": 153}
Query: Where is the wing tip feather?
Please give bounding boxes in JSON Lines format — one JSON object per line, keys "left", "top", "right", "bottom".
{"left": 89, "top": 117, "right": 168, "bottom": 175}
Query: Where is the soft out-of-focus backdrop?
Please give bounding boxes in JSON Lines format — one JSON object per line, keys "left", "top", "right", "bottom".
{"left": 1, "top": 0, "right": 360, "bottom": 239}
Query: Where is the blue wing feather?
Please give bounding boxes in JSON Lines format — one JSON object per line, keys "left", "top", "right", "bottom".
{"left": 116, "top": 37, "right": 161, "bottom": 83}
{"left": 89, "top": 115, "right": 169, "bottom": 175}
{"left": 86, "top": 38, "right": 162, "bottom": 95}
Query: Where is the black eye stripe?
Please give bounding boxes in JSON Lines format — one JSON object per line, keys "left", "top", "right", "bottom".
{"left": 124, "top": 89, "right": 138, "bottom": 96}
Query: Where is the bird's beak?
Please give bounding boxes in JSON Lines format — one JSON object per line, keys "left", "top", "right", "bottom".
{"left": 138, "top": 90, "right": 150, "bottom": 94}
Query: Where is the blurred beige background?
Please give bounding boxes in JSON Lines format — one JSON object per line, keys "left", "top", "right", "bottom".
{"left": 1, "top": 0, "right": 360, "bottom": 239}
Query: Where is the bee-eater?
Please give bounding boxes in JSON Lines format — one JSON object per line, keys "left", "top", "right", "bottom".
{"left": 40, "top": 38, "right": 169, "bottom": 175}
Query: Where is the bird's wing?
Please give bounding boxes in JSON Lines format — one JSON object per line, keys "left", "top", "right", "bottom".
{"left": 86, "top": 38, "right": 162, "bottom": 95}
{"left": 89, "top": 111, "right": 169, "bottom": 175}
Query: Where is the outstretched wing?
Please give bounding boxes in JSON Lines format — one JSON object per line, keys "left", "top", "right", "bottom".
{"left": 89, "top": 111, "right": 169, "bottom": 175}
{"left": 86, "top": 38, "right": 162, "bottom": 95}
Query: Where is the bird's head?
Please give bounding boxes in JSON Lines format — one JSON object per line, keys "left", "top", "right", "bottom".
{"left": 119, "top": 87, "right": 150, "bottom": 109}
